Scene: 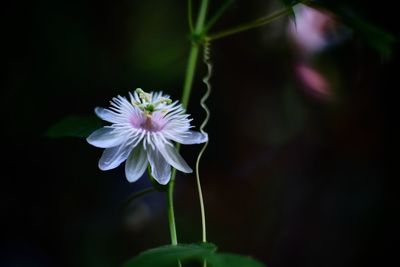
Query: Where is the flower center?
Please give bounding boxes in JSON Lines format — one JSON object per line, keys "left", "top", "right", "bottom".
{"left": 134, "top": 114, "right": 164, "bottom": 132}
{"left": 133, "top": 88, "right": 172, "bottom": 114}
{"left": 141, "top": 116, "right": 155, "bottom": 131}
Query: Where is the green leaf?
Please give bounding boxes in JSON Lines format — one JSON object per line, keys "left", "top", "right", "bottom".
{"left": 46, "top": 115, "right": 102, "bottom": 138}
{"left": 206, "top": 253, "right": 266, "bottom": 267}
{"left": 123, "top": 243, "right": 217, "bottom": 267}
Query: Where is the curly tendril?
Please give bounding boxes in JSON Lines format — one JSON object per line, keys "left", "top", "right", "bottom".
{"left": 195, "top": 40, "right": 212, "bottom": 243}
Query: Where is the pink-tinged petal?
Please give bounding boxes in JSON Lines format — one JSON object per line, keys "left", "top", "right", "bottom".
{"left": 147, "top": 148, "right": 171, "bottom": 185}
{"left": 86, "top": 127, "right": 124, "bottom": 148}
{"left": 157, "top": 143, "right": 192, "bottom": 173}
{"left": 98, "top": 143, "right": 132, "bottom": 171}
{"left": 95, "top": 107, "right": 120, "bottom": 123}
{"left": 125, "top": 144, "right": 148, "bottom": 183}
{"left": 87, "top": 89, "right": 204, "bottom": 183}
{"left": 296, "top": 63, "right": 331, "bottom": 100}
{"left": 171, "top": 131, "right": 208, "bottom": 145}
{"left": 288, "top": 4, "right": 349, "bottom": 55}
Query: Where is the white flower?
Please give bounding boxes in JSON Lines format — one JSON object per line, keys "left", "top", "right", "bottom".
{"left": 87, "top": 89, "right": 208, "bottom": 185}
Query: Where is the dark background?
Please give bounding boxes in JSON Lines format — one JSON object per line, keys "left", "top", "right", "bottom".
{"left": 1, "top": 0, "right": 395, "bottom": 266}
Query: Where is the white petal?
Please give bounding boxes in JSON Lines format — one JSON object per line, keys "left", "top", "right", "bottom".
{"left": 157, "top": 143, "right": 192, "bottom": 173}
{"left": 171, "top": 131, "right": 208, "bottom": 145}
{"left": 95, "top": 107, "right": 120, "bottom": 123}
{"left": 87, "top": 127, "right": 124, "bottom": 148}
{"left": 147, "top": 147, "right": 171, "bottom": 185}
{"left": 98, "top": 143, "right": 132, "bottom": 170}
{"left": 125, "top": 145, "right": 148, "bottom": 183}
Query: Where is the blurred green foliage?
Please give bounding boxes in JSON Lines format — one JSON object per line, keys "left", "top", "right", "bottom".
{"left": 123, "top": 242, "right": 265, "bottom": 267}
{"left": 46, "top": 115, "right": 102, "bottom": 138}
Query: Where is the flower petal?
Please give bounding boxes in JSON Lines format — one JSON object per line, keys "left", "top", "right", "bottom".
{"left": 95, "top": 107, "right": 120, "bottom": 123}
{"left": 98, "top": 143, "right": 132, "bottom": 170}
{"left": 125, "top": 144, "right": 148, "bottom": 183}
{"left": 87, "top": 127, "right": 124, "bottom": 148}
{"left": 147, "top": 147, "right": 171, "bottom": 185}
{"left": 157, "top": 143, "right": 192, "bottom": 173}
{"left": 171, "top": 131, "right": 208, "bottom": 145}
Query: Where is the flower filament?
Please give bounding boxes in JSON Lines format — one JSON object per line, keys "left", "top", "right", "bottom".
{"left": 133, "top": 88, "right": 172, "bottom": 115}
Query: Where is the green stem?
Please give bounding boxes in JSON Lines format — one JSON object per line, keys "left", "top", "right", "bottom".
{"left": 182, "top": 0, "right": 209, "bottom": 108}
{"left": 167, "top": 168, "right": 178, "bottom": 245}
{"left": 194, "top": 0, "right": 209, "bottom": 35}
{"left": 166, "top": 0, "right": 209, "bottom": 247}
{"left": 206, "top": 3, "right": 299, "bottom": 41}
{"left": 204, "top": 0, "right": 235, "bottom": 33}
{"left": 188, "top": 0, "right": 194, "bottom": 33}
{"left": 181, "top": 46, "right": 199, "bottom": 108}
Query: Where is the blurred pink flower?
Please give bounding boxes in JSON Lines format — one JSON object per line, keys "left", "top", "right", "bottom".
{"left": 295, "top": 63, "right": 331, "bottom": 100}
{"left": 288, "top": 4, "right": 350, "bottom": 101}
{"left": 288, "top": 4, "right": 349, "bottom": 56}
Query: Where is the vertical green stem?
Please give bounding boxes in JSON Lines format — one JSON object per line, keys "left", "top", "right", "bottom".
{"left": 181, "top": 46, "right": 199, "bottom": 108}
{"left": 195, "top": 0, "right": 209, "bottom": 33}
{"left": 167, "top": 0, "right": 209, "bottom": 246}
{"left": 182, "top": 0, "right": 209, "bottom": 108}
{"left": 167, "top": 169, "right": 178, "bottom": 245}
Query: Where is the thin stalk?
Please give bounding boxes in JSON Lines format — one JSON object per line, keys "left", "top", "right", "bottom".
{"left": 196, "top": 141, "right": 209, "bottom": 243}
{"left": 195, "top": 41, "right": 212, "bottom": 243}
{"left": 181, "top": 46, "right": 200, "bottom": 108}
{"left": 206, "top": 3, "right": 297, "bottom": 41}
{"left": 167, "top": 0, "right": 209, "bottom": 247}
{"left": 167, "top": 168, "right": 178, "bottom": 245}
{"left": 204, "top": 0, "right": 235, "bottom": 33}
{"left": 188, "top": 0, "right": 194, "bottom": 33}
{"left": 182, "top": 0, "right": 209, "bottom": 108}
{"left": 194, "top": 0, "right": 209, "bottom": 34}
